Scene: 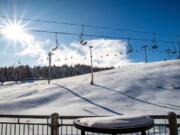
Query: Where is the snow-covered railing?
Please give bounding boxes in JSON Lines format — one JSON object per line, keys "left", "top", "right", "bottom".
{"left": 0, "top": 113, "right": 179, "bottom": 135}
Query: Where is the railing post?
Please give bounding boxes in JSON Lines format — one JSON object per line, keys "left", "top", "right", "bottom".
{"left": 167, "top": 112, "right": 178, "bottom": 135}
{"left": 51, "top": 113, "right": 59, "bottom": 135}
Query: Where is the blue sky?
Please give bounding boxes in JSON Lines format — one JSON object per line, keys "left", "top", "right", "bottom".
{"left": 0, "top": 0, "right": 179, "bottom": 67}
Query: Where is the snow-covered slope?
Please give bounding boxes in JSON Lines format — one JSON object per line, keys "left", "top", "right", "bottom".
{"left": 0, "top": 60, "right": 180, "bottom": 116}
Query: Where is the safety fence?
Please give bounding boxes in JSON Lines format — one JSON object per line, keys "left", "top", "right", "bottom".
{"left": 0, "top": 112, "right": 179, "bottom": 135}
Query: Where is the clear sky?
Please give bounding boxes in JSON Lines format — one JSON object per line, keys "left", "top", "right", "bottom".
{"left": 0, "top": 0, "right": 179, "bottom": 67}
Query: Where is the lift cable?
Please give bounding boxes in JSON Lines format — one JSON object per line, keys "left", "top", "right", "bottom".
{"left": 0, "top": 15, "right": 178, "bottom": 37}
{"left": 0, "top": 27, "right": 176, "bottom": 44}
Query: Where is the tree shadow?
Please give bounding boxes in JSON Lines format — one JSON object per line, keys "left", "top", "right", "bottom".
{"left": 0, "top": 91, "right": 66, "bottom": 112}
{"left": 94, "top": 84, "right": 180, "bottom": 111}
{"left": 54, "top": 84, "right": 122, "bottom": 115}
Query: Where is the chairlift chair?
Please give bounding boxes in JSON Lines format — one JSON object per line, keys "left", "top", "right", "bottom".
{"left": 151, "top": 33, "right": 158, "bottom": 50}
{"left": 165, "top": 49, "right": 172, "bottom": 59}
{"left": 52, "top": 32, "right": 59, "bottom": 51}
{"left": 126, "top": 38, "right": 133, "bottom": 54}
{"left": 171, "top": 42, "right": 177, "bottom": 54}
{"left": 119, "top": 51, "right": 123, "bottom": 55}
{"left": 80, "top": 24, "right": 87, "bottom": 46}
{"left": 80, "top": 40, "right": 87, "bottom": 45}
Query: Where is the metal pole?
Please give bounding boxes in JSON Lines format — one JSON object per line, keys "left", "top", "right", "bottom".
{"left": 168, "top": 52, "right": 171, "bottom": 60}
{"left": 177, "top": 35, "right": 180, "bottom": 59}
{"left": 89, "top": 46, "right": 94, "bottom": 85}
{"left": 13, "top": 65, "right": 15, "bottom": 81}
{"left": 48, "top": 52, "right": 52, "bottom": 84}
{"left": 19, "top": 66, "right": 21, "bottom": 82}
{"left": 144, "top": 46, "right": 147, "bottom": 63}
{"left": 143, "top": 45, "right": 148, "bottom": 63}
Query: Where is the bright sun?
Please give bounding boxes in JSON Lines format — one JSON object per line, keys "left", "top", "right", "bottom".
{"left": 1, "top": 22, "right": 32, "bottom": 43}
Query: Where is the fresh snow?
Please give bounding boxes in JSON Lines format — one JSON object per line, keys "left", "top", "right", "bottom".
{"left": 0, "top": 60, "right": 180, "bottom": 116}
{"left": 78, "top": 115, "right": 153, "bottom": 128}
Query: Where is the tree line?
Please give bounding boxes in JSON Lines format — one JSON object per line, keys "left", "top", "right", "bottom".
{"left": 0, "top": 64, "right": 113, "bottom": 83}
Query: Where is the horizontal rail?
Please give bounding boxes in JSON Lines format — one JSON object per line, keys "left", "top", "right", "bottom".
{"left": 0, "top": 114, "right": 179, "bottom": 119}
{"left": 0, "top": 114, "right": 50, "bottom": 119}
{"left": 0, "top": 122, "right": 50, "bottom": 126}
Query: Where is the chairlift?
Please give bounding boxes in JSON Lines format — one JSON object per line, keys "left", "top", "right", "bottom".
{"left": 119, "top": 51, "right": 123, "bottom": 55}
{"left": 142, "top": 45, "right": 148, "bottom": 49}
{"left": 151, "top": 33, "right": 158, "bottom": 50}
{"left": 165, "top": 49, "right": 172, "bottom": 55}
{"left": 171, "top": 42, "right": 177, "bottom": 54}
{"left": 52, "top": 33, "right": 59, "bottom": 51}
{"left": 126, "top": 38, "right": 133, "bottom": 54}
{"left": 80, "top": 24, "right": 87, "bottom": 45}
{"left": 172, "top": 48, "right": 177, "bottom": 54}
{"left": 18, "top": 60, "right": 21, "bottom": 65}
{"left": 80, "top": 40, "right": 87, "bottom": 45}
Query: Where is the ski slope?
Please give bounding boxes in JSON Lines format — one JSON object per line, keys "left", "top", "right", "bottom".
{"left": 0, "top": 60, "right": 180, "bottom": 116}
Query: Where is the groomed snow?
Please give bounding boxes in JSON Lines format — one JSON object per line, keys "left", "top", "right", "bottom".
{"left": 0, "top": 60, "right": 180, "bottom": 116}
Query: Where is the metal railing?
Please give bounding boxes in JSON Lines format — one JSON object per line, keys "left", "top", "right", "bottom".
{"left": 0, "top": 113, "right": 179, "bottom": 135}
{"left": 0, "top": 114, "right": 50, "bottom": 135}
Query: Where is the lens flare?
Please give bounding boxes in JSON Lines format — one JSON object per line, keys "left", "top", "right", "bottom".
{"left": 1, "top": 20, "right": 32, "bottom": 43}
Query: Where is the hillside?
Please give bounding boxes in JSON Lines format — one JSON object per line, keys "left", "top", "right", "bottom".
{"left": 0, "top": 60, "right": 180, "bottom": 116}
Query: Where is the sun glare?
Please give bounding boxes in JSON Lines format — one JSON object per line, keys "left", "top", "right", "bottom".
{"left": 1, "top": 21, "right": 32, "bottom": 43}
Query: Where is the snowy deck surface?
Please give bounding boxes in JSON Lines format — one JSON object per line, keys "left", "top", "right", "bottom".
{"left": 77, "top": 115, "right": 153, "bottom": 128}
{"left": 0, "top": 60, "right": 180, "bottom": 115}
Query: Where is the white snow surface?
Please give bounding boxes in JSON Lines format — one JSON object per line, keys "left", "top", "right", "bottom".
{"left": 0, "top": 60, "right": 180, "bottom": 116}
{"left": 78, "top": 115, "right": 153, "bottom": 128}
